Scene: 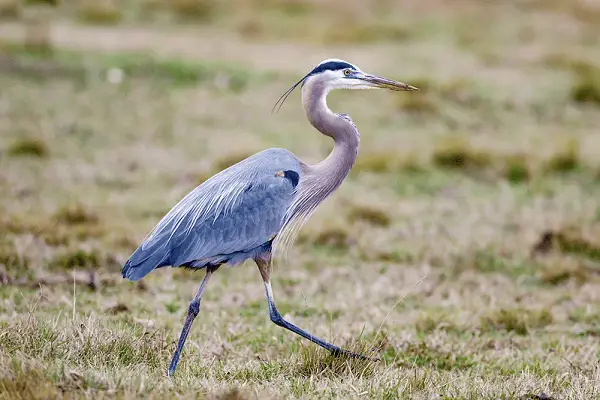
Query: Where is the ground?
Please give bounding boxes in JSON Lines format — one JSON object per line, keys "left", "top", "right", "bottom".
{"left": 1, "top": 1, "right": 600, "bottom": 399}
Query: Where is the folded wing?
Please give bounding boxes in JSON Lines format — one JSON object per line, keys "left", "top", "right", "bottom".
{"left": 122, "top": 148, "right": 301, "bottom": 281}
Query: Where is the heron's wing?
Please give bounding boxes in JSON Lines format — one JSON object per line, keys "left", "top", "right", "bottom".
{"left": 122, "top": 148, "right": 301, "bottom": 281}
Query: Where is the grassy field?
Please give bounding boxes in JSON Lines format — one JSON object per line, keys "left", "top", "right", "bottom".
{"left": 1, "top": 1, "right": 600, "bottom": 398}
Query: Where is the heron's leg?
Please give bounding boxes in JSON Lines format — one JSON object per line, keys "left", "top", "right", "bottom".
{"left": 255, "top": 255, "right": 367, "bottom": 360}
{"left": 167, "top": 265, "right": 218, "bottom": 377}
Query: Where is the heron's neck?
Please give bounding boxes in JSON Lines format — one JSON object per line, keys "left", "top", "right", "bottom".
{"left": 273, "top": 81, "right": 360, "bottom": 254}
{"left": 301, "top": 81, "right": 360, "bottom": 199}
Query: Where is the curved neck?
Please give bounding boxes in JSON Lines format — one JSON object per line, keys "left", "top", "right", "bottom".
{"left": 274, "top": 79, "right": 361, "bottom": 256}
{"left": 301, "top": 80, "right": 360, "bottom": 190}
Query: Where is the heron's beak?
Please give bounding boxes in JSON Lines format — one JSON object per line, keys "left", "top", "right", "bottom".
{"left": 360, "top": 73, "right": 419, "bottom": 91}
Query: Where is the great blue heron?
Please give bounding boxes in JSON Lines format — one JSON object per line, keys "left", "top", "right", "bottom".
{"left": 122, "top": 59, "right": 418, "bottom": 376}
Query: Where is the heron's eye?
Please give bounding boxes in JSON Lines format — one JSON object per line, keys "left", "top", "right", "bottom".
{"left": 343, "top": 69, "right": 352, "bottom": 76}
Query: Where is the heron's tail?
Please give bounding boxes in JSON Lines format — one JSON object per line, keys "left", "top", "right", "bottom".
{"left": 122, "top": 241, "right": 170, "bottom": 281}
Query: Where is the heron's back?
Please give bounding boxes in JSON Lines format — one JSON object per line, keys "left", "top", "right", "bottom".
{"left": 122, "top": 148, "right": 301, "bottom": 281}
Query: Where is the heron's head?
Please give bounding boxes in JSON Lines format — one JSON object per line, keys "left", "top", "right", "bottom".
{"left": 304, "top": 59, "right": 419, "bottom": 92}
{"left": 273, "top": 59, "right": 418, "bottom": 112}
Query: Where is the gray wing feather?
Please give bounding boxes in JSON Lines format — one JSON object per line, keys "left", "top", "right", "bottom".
{"left": 122, "top": 148, "right": 301, "bottom": 281}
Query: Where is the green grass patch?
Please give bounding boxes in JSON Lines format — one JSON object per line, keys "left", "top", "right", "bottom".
{"left": 211, "top": 360, "right": 283, "bottom": 383}
{"left": 0, "top": 0, "right": 20, "bottom": 19}
{"left": 544, "top": 140, "right": 581, "bottom": 174}
{"left": 324, "top": 22, "right": 411, "bottom": 44}
{"left": 292, "top": 340, "right": 379, "bottom": 379}
{"left": 0, "top": 242, "right": 28, "bottom": 272}
{"left": 568, "top": 306, "right": 600, "bottom": 325}
{"left": 347, "top": 205, "right": 391, "bottom": 227}
{"left": 97, "top": 53, "right": 256, "bottom": 89}
{"left": 0, "top": 213, "right": 106, "bottom": 248}
{"left": 76, "top": 0, "right": 121, "bottom": 25}
{"left": 570, "top": 75, "right": 600, "bottom": 106}
{"left": 0, "top": 315, "right": 169, "bottom": 370}
{"left": 50, "top": 249, "right": 101, "bottom": 270}
{"left": 392, "top": 78, "right": 436, "bottom": 114}
{"left": 308, "top": 226, "right": 353, "bottom": 252}
{"left": 164, "top": 300, "right": 180, "bottom": 314}
{"left": 415, "top": 310, "right": 463, "bottom": 335}
{"left": 432, "top": 136, "right": 492, "bottom": 170}
{"left": 0, "top": 364, "right": 64, "bottom": 400}
{"left": 7, "top": 138, "right": 49, "bottom": 158}
{"left": 24, "top": 0, "right": 59, "bottom": 5}
{"left": 443, "top": 250, "right": 536, "bottom": 279}
{"left": 53, "top": 204, "right": 99, "bottom": 226}
{"left": 353, "top": 152, "right": 397, "bottom": 173}
{"left": 0, "top": 46, "right": 264, "bottom": 89}
{"left": 502, "top": 154, "right": 531, "bottom": 184}
{"left": 239, "top": 300, "right": 263, "bottom": 318}
{"left": 480, "top": 307, "right": 553, "bottom": 335}
{"left": 167, "top": 0, "right": 216, "bottom": 21}
{"left": 536, "top": 257, "right": 590, "bottom": 286}
{"left": 49, "top": 249, "right": 119, "bottom": 270}
{"left": 394, "top": 92, "right": 438, "bottom": 114}
{"left": 353, "top": 152, "right": 423, "bottom": 174}
{"left": 373, "top": 249, "right": 415, "bottom": 264}
{"left": 394, "top": 341, "right": 475, "bottom": 371}
{"left": 554, "top": 228, "right": 600, "bottom": 262}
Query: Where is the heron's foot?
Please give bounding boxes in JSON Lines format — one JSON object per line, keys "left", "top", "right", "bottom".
{"left": 329, "top": 346, "right": 379, "bottom": 362}
{"left": 167, "top": 355, "right": 181, "bottom": 377}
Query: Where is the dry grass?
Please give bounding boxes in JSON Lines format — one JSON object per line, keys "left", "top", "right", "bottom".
{"left": 1, "top": 1, "right": 600, "bottom": 399}
{"left": 0, "top": 0, "right": 20, "bottom": 19}
{"left": 76, "top": 0, "right": 121, "bottom": 25}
